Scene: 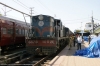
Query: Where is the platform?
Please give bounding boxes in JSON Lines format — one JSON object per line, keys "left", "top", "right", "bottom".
{"left": 46, "top": 41, "right": 100, "bottom": 66}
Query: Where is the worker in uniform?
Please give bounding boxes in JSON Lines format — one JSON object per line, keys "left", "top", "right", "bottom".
{"left": 73, "top": 34, "right": 77, "bottom": 47}
{"left": 68, "top": 34, "right": 74, "bottom": 50}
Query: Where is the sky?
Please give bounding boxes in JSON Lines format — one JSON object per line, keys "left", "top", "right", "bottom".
{"left": 0, "top": 0, "right": 100, "bottom": 32}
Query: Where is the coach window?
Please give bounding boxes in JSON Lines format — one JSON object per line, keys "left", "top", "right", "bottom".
{"left": 22, "top": 29, "right": 24, "bottom": 35}
{"left": 21, "top": 29, "right": 24, "bottom": 35}
{"left": 25, "top": 30, "right": 27, "bottom": 36}
{"left": 2, "top": 28, "right": 7, "bottom": 34}
{"left": 16, "top": 29, "right": 19, "bottom": 34}
{"left": 19, "top": 29, "right": 21, "bottom": 35}
{"left": 11, "top": 29, "right": 13, "bottom": 34}
{"left": 7, "top": 29, "right": 10, "bottom": 34}
{"left": 21, "top": 29, "right": 23, "bottom": 35}
{"left": 7, "top": 28, "right": 13, "bottom": 34}
{"left": 20, "top": 29, "right": 22, "bottom": 35}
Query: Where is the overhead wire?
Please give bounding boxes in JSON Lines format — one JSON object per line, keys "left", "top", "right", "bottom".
{"left": 18, "top": 0, "right": 39, "bottom": 14}
{"left": 33, "top": 0, "right": 57, "bottom": 17}
{"left": 12, "top": 0, "right": 39, "bottom": 14}
{"left": 12, "top": 0, "right": 29, "bottom": 10}
{"left": 36, "top": 0, "right": 55, "bottom": 15}
{"left": 93, "top": 18, "right": 100, "bottom": 21}
{"left": 17, "top": 0, "right": 29, "bottom": 9}
{"left": 62, "top": 17, "right": 90, "bottom": 21}
{"left": 33, "top": 0, "right": 48, "bottom": 12}
{"left": 16, "top": 0, "right": 39, "bottom": 14}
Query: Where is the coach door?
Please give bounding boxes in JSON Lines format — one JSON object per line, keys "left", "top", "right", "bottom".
{"left": 12, "top": 22, "right": 16, "bottom": 42}
{"left": 0, "top": 19, "right": 1, "bottom": 41}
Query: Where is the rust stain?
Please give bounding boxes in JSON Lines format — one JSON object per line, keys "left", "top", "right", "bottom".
{"left": 34, "top": 27, "right": 54, "bottom": 36}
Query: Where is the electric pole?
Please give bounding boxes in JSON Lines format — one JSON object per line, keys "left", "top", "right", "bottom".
{"left": 91, "top": 12, "right": 94, "bottom": 34}
{"left": 0, "top": 2, "right": 31, "bottom": 17}
{"left": 30, "top": 7, "right": 34, "bottom": 16}
{"left": 81, "top": 22, "right": 83, "bottom": 36}
{"left": 81, "top": 22, "right": 82, "bottom": 30}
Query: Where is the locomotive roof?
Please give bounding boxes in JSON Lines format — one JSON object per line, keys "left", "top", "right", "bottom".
{"left": 32, "top": 14, "right": 54, "bottom": 18}
{"left": 0, "top": 15, "right": 30, "bottom": 26}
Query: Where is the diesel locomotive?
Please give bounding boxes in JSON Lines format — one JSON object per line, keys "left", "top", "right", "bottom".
{"left": 26, "top": 15, "right": 73, "bottom": 55}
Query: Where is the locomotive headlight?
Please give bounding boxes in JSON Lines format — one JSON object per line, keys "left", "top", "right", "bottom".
{"left": 38, "top": 15, "right": 43, "bottom": 20}
{"left": 50, "top": 17, "right": 54, "bottom": 22}
{"left": 38, "top": 21, "right": 44, "bottom": 26}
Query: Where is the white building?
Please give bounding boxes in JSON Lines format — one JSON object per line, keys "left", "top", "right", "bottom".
{"left": 84, "top": 22, "right": 99, "bottom": 33}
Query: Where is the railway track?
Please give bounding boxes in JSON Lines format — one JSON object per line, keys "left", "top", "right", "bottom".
{"left": 34, "top": 45, "right": 66, "bottom": 66}
{"left": 0, "top": 49, "right": 29, "bottom": 64}
{"left": 0, "top": 45, "right": 66, "bottom": 66}
{"left": 14, "top": 46, "right": 65, "bottom": 66}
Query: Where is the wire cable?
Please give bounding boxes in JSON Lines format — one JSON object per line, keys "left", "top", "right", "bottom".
{"left": 13, "top": 0, "right": 29, "bottom": 10}
{"left": 33, "top": 0, "right": 55, "bottom": 16}
{"left": 93, "top": 18, "right": 100, "bottom": 21}
{"left": 62, "top": 17, "right": 90, "bottom": 21}
{"left": 17, "top": 0, "right": 29, "bottom": 9}
{"left": 12, "top": 0, "right": 39, "bottom": 14}
{"left": 37, "top": 0, "right": 55, "bottom": 14}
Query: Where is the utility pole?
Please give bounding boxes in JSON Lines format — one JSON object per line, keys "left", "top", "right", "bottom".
{"left": 81, "top": 22, "right": 83, "bottom": 37}
{"left": 81, "top": 22, "right": 82, "bottom": 30}
{"left": 91, "top": 12, "right": 94, "bottom": 34}
{"left": 29, "top": 7, "right": 34, "bottom": 26}
{"left": 1, "top": 6, "right": 10, "bottom": 16}
{"left": 0, "top": 2, "right": 31, "bottom": 17}
{"left": 30, "top": 7, "right": 34, "bottom": 16}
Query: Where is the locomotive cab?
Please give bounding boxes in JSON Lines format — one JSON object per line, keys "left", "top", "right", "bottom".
{"left": 54, "top": 19, "right": 62, "bottom": 37}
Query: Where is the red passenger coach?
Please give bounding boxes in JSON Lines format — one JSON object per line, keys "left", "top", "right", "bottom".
{"left": 0, "top": 19, "right": 14, "bottom": 46}
{"left": 14, "top": 22, "right": 26, "bottom": 47}
{"left": 0, "top": 16, "right": 30, "bottom": 53}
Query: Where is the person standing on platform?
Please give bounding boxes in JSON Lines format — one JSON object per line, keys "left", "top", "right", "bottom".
{"left": 73, "top": 34, "right": 77, "bottom": 47}
{"left": 88, "top": 35, "right": 91, "bottom": 44}
{"left": 73, "top": 35, "right": 75, "bottom": 47}
{"left": 68, "top": 34, "right": 74, "bottom": 50}
{"left": 77, "top": 34, "right": 82, "bottom": 50}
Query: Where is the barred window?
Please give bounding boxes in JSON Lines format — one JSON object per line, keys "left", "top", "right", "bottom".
{"left": 16, "top": 29, "right": 19, "bottom": 34}
{"left": 19, "top": 29, "right": 21, "bottom": 35}
{"left": 2, "top": 28, "right": 7, "bottom": 34}
{"left": 7, "top": 28, "right": 13, "bottom": 34}
{"left": 21, "top": 29, "right": 24, "bottom": 35}
{"left": 25, "top": 30, "right": 27, "bottom": 36}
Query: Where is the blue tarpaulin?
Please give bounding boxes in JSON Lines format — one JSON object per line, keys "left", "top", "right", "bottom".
{"left": 83, "top": 36, "right": 88, "bottom": 41}
{"left": 74, "top": 36, "right": 100, "bottom": 58}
